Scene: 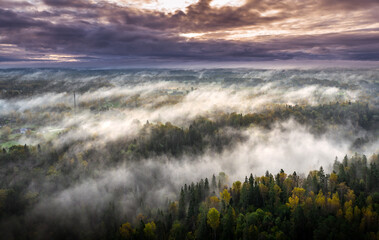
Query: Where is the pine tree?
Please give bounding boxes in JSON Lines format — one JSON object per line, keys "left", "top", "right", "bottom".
{"left": 204, "top": 178, "right": 210, "bottom": 197}
{"left": 178, "top": 188, "right": 186, "bottom": 220}
{"left": 211, "top": 174, "right": 217, "bottom": 190}
{"left": 221, "top": 206, "right": 235, "bottom": 240}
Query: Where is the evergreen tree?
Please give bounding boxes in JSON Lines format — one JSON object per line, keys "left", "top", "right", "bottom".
{"left": 221, "top": 206, "right": 235, "bottom": 240}
{"left": 178, "top": 188, "right": 186, "bottom": 219}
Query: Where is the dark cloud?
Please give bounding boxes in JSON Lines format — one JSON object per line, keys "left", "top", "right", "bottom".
{"left": 319, "top": 0, "right": 379, "bottom": 10}
{"left": 0, "top": 1, "right": 32, "bottom": 9}
{"left": 0, "top": 9, "right": 43, "bottom": 29}
{"left": 102, "top": 0, "right": 289, "bottom": 32}
{"left": 0, "top": 56, "right": 24, "bottom": 62}
{"left": 42, "top": 0, "right": 91, "bottom": 8}
{"left": 0, "top": 0, "right": 379, "bottom": 65}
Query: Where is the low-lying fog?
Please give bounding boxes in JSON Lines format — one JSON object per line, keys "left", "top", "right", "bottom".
{"left": 0, "top": 68, "right": 378, "bottom": 234}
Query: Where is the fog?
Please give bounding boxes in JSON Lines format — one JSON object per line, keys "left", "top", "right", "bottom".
{"left": 0, "top": 72, "right": 365, "bottom": 145}
{"left": 0, "top": 68, "right": 378, "bottom": 238}
{"left": 24, "top": 119, "right": 378, "bottom": 234}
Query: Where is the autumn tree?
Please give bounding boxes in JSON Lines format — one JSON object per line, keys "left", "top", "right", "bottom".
{"left": 144, "top": 222, "right": 157, "bottom": 240}
{"left": 207, "top": 208, "right": 220, "bottom": 239}
{"left": 119, "top": 222, "right": 135, "bottom": 239}
{"left": 220, "top": 189, "right": 231, "bottom": 207}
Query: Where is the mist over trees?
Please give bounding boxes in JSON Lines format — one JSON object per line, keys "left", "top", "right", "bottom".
{"left": 0, "top": 68, "right": 378, "bottom": 239}
{"left": 117, "top": 154, "right": 379, "bottom": 240}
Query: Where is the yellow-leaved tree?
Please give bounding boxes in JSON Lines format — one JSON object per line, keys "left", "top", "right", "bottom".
{"left": 119, "top": 222, "right": 135, "bottom": 239}
{"left": 220, "top": 189, "right": 231, "bottom": 206}
{"left": 327, "top": 192, "right": 340, "bottom": 214}
{"left": 286, "top": 187, "right": 306, "bottom": 211}
{"left": 209, "top": 196, "right": 220, "bottom": 209}
{"left": 144, "top": 222, "right": 156, "bottom": 239}
{"left": 315, "top": 190, "right": 326, "bottom": 209}
{"left": 207, "top": 208, "right": 220, "bottom": 239}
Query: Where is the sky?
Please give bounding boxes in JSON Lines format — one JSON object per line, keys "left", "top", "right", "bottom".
{"left": 1, "top": 0, "right": 379, "bottom": 67}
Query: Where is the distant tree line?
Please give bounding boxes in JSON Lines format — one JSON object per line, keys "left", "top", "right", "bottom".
{"left": 119, "top": 101, "right": 376, "bottom": 158}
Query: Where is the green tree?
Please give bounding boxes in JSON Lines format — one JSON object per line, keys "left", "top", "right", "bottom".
{"left": 169, "top": 221, "right": 185, "bottom": 240}
{"left": 195, "top": 206, "right": 210, "bottom": 240}
{"left": 221, "top": 206, "right": 235, "bottom": 240}
{"left": 178, "top": 188, "right": 186, "bottom": 219}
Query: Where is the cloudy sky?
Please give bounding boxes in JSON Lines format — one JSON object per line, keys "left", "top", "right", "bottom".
{"left": 1, "top": 0, "right": 379, "bottom": 67}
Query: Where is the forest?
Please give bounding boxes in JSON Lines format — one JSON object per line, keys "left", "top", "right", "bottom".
{"left": 0, "top": 68, "right": 378, "bottom": 239}
{"left": 117, "top": 153, "right": 379, "bottom": 240}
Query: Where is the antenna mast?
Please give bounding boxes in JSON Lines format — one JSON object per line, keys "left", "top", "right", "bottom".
{"left": 74, "top": 91, "right": 77, "bottom": 114}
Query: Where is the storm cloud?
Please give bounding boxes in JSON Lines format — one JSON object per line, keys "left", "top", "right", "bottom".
{"left": 0, "top": 0, "right": 379, "bottom": 66}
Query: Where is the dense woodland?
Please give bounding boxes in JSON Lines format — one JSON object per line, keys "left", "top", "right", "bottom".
{"left": 1, "top": 102, "right": 377, "bottom": 187}
{"left": 0, "top": 100, "right": 378, "bottom": 239}
{"left": 1, "top": 67, "right": 379, "bottom": 240}
{"left": 118, "top": 154, "right": 379, "bottom": 240}
{"left": 2, "top": 152, "right": 379, "bottom": 239}
{"left": 125, "top": 101, "right": 376, "bottom": 158}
